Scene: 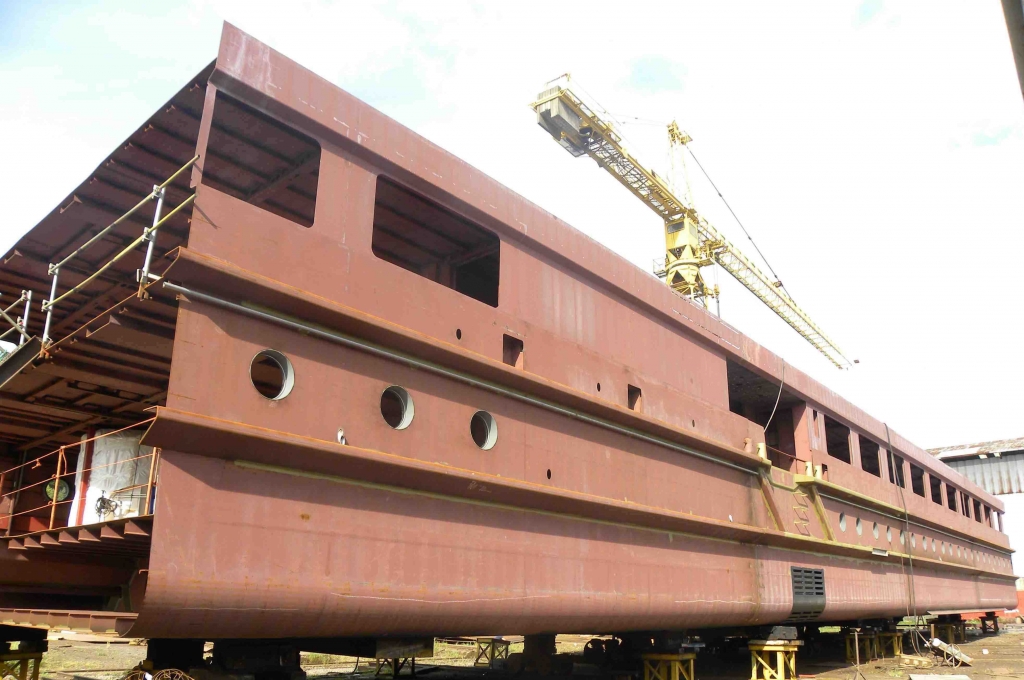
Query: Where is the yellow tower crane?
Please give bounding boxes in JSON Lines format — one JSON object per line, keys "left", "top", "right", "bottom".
{"left": 531, "top": 76, "right": 852, "bottom": 369}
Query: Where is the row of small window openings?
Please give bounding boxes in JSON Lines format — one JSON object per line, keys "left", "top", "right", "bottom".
{"left": 817, "top": 411, "right": 995, "bottom": 527}
{"left": 836, "top": 512, "right": 1009, "bottom": 567}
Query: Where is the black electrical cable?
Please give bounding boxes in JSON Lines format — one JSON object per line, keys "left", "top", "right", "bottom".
{"left": 885, "top": 423, "right": 925, "bottom": 654}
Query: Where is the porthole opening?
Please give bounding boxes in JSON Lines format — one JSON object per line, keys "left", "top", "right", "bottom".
{"left": 250, "top": 349, "right": 295, "bottom": 400}
{"left": 886, "top": 527, "right": 892, "bottom": 542}
{"left": 546, "top": 469, "right": 552, "bottom": 480}
{"left": 380, "top": 386, "right": 415, "bottom": 430}
{"left": 597, "top": 382, "right": 602, "bottom": 392}
{"left": 856, "top": 517, "right": 863, "bottom": 536}
{"left": 838, "top": 512, "right": 847, "bottom": 532}
{"left": 456, "top": 328, "right": 462, "bottom": 340}
{"left": 471, "top": 410, "right": 498, "bottom": 450}
{"left": 873, "top": 522, "right": 879, "bottom": 539}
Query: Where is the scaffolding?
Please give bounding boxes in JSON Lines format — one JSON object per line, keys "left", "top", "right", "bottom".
{"left": 39, "top": 156, "right": 198, "bottom": 346}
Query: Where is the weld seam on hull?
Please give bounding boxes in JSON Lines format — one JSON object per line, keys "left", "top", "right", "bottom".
{"left": 163, "top": 281, "right": 756, "bottom": 476}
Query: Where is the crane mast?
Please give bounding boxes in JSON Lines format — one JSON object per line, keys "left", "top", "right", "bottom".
{"left": 531, "top": 79, "right": 852, "bottom": 369}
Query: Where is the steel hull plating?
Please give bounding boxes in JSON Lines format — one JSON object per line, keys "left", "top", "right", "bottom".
{"left": 132, "top": 452, "right": 1012, "bottom": 639}
{"left": 1, "top": 22, "right": 1016, "bottom": 640}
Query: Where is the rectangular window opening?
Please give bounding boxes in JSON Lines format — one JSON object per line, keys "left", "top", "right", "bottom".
{"left": 204, "top": 90, "right": 321, "bottom": 228}
{"left": 725, "top": 361, "right": 797, "bottom": 469}
{"left": 823, "top": 415, "right": 851, "bottom": 464}
{"left": 910, "top": 464, "right": 926, "bottom": 497}
{"left": 859, "top": 436, "right": 881, "bottom": 477}
{"left": 888, "top": 453, "right": 905, "bottom": 488}
{"left": 984, "top": 505, "right": 992, "bottom": 526}
{"left": 947, "top": 483, "right": 958, "bottom": 512}
{"left": 973, "top": 498, "right": 983, "bottom": 523}
{"left": 628, "top": 384, "right": 643, "bottom": 412}
{"left": 961, "top": 491, "right": 971, "bottom": 518}
{"left": 372, "top": 177, "right": 499, "bottom": 307}
{"left": 929, "top": 475, "right": 943, "bottom": 505}
{"left": 502, "top": 334, "right": 524, "bottom": 369}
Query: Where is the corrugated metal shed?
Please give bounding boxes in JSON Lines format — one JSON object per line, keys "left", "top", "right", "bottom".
{"left": 929, "top": 436, "right": 1024, "bottom": 462}
{"left": 945, "top": 452, "right": 1024, "bottom": 496}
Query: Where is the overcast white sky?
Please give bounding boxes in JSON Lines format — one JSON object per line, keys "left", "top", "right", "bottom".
{"left": 1, "top": 1, "right": 1021, "bottom": 449}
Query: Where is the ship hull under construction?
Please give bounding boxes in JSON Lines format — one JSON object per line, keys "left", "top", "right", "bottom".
{"left": 0, "top": 24, "right": 1015, "bottom": 645}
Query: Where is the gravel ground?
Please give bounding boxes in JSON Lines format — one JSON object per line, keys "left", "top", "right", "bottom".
{"left": 29, "top": 628, "right": 1024, "bottom": 680}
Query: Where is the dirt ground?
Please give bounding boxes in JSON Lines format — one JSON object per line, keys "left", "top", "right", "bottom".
{"left": 29, "top": 627, "right": 1024, "bottom": 680}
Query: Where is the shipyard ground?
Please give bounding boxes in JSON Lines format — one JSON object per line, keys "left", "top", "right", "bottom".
{"left": 33, "top": 627, "right": 1024, "bottom": 680}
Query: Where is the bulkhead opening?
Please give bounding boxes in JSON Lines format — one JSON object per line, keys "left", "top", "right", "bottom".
{"left": 859, "top": 436, "right": 881, "bottom": 477}
{"left": 371, "top": 177, "right": 500, "bottom": 307}
{"left": 823, "top": 415, "right": 851, "bottom": 464}
{"left": 726, "top": 360, "right": 798, "bottom": 470}
{"left": 910, "top": 463, "right": 926, "bottom": 497}
{"left": 204, "top": 90, "right": 321, "bottom": 228}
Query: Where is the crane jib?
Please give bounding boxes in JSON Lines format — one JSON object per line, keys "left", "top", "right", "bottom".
{"left": 530, "top": 81, "right": 852, "bottom": 369}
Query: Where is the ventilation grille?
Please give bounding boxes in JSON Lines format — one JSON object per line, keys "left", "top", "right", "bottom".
{"left": 789, "top": 567, "right": 825, "bottom": 622}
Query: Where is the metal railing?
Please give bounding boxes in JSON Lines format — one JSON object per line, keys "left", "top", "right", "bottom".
{"left": 0, "top": 290, "right": 32, "bottom": 348}
{"left": 0, "top": 419, "right": 158, "bottom": 538}
{"left": 766, "top": 445, "right": 799, "bottom": 472}
{"left": 40, "top": 155, "right": 198, "bottom": 345}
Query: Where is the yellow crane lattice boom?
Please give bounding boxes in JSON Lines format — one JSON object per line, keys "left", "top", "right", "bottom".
{"left": 531, "top": 80, "right": 851, "bottom": 369}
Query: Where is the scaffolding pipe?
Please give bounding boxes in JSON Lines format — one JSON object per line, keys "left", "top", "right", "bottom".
{"left": 41, "top": 270, "right": 59, "bottom": 346}
{"left": 144, "top": 448, "right": 159, "bottom": 515}
{"left": 48, "top": 155, "right": 198, "bottom": 275}
{"left": 36, "top": 155, "right": 198, "bottom": 347}
{"left": 43, "top": 194, "right": 195, "bottom": 313}
{"left": 48, "top": 448, "right": 64, "bottom": 531}
{"left": 19, "top": 290, "right": 32, "bottom": 346}
{"left": 0, "top": 293, "right": 30, "bottom": 343}
{"left": 0, "top": 292, "right": 27, "bottom": 342}
{"left": 138, "top": 186, "right": 166, "bottom": 293}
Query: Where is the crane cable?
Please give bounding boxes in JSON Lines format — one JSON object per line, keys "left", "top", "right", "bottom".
{"left": 612, "top": 112, "right": 789, "bottom": 304}
{"left": 682, "top": 144, "right": 792, "bottom": 300}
